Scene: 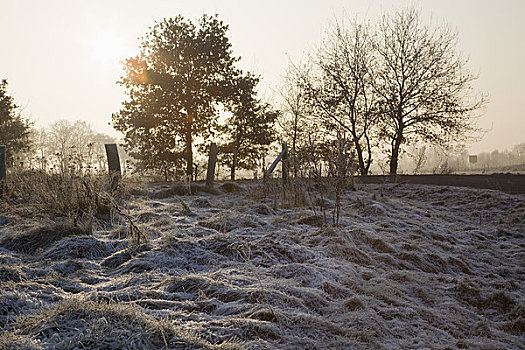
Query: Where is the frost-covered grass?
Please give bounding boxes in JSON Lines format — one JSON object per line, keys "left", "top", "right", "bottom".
{"left": 0, "top": 182, "right": 523, "bottom": 349}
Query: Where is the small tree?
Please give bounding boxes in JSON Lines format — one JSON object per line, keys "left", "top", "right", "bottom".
{"left": 219, "top": 73, "right": 277, "bottom": 180}
{"left": 0, "top": 79, "right": 32, "bottom": 163}
{"left": 373, "top": 7, "right": 485, "bottom": 174}
{"left": 112, "top": 14, "right": 240, "bottom": 178}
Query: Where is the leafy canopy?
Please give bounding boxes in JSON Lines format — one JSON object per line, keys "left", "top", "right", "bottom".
{"left": 0, "top": 79, "right": 32, "bottom": 160}
{"left": 218, "top": 73, "right": 277, "bottom": 179}
{"left": 112, "top": 14, "right": 241, "bottom": 178}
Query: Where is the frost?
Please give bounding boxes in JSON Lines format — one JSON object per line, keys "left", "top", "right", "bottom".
{"left": 0, "top": 183, "right": 523, "bottom": 349}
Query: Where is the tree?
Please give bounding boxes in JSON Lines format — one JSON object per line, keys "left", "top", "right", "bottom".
{"left": 112, "top": 14, "right": 240, "bottom": 179}
{"left": 373, "top": 7, "right": 485, "bottom": 174}
{"left": 218, "top": 73, "right": 277, "bottom": 180}
{"left": 512, "top": 143, "right": 525, "bottom": 165}
{"left": 294, "top": 19, "right": 378, "bottom": 175}
{"left": 0, "top": 79, "right": 32, "bottom": 162}
{"left": 277, "top": 65, "right": 312, "bottom": 178}
{"left": 48, "top": 120, "right": 74, "bottom": 173}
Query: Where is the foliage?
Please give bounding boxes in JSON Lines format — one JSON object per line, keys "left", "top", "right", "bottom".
{"left": 0, "top": 79, "right": 32, "bottom": 162}
{"left": 113, "top": 14, "right": 241, "bottom": 179}
{"left": 218, "top": 73, "right": 277, "bottom": 180}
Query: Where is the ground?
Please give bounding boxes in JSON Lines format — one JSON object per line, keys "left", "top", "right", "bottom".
{"left": 0, "top": 182, "right": 524, "bottom": 349}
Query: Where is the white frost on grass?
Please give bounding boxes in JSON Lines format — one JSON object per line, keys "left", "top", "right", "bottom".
{"left": 0, "top": 183, "right": 523, "bottom": 349}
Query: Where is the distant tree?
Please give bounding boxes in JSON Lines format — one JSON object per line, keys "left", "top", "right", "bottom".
{"left": 373, "top": 7, "right": 485, "bottom": 174}
{"left": 218, "top": 73, "right": 277, "bottom": 180}
{"left": 45, "top": 120, "right": 115, "bottom": 173}
{"left": 48, "top": 120, "right": 77, "bottom": 173}
{"left": 30, "top": 128, "right": 50, "bottom": 170}
{"left": 511, "top": 143, "right": 525, "bottom": 164}
{"left": 0, "top": 79, "right": 32, "bottom": 162}
{"left": 112, "top": 14, "right": 240, "bottom": 179}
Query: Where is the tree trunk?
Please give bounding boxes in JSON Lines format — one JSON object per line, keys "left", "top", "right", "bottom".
{"left": 185, "top": 116, "right": 193, "bottom": 178}
{"left": 163, "top": 163, "right": 168, "bottom": 182}
{"left": 230, "top": 151, "right": 237, "bottom": 180}
{"left": 389, "top": 130, "right": 404, "bottom": 175}
{"left": 292, "top": 114, "right": 298, "bottom": 178}
{"left": 353, "top": 138, "right": 368, "bottom": 176}
{"left": 0, "top": 145, "right": 6, "bottom": 196}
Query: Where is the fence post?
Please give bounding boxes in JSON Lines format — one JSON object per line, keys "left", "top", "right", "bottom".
{"left": 206, "top": 142, "right": 218, "bottom": 189}
{"left": 104, "top": 144, "right": 121, "bottom": 192}
{"left": 0, "top": 146, "right": 6, "bottom": 196}
{"left": 264, "top": 143, "right": 289, "bottom": 181}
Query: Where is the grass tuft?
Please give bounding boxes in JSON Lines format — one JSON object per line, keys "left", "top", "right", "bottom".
{"left": 0, "top": 220, "right": 91, "bottom": 255}
{"left": 0, "top": 299, "right": 241, "bottom": 349}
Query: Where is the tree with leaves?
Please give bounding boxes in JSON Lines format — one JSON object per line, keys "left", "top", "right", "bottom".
{"left": 112, "top": 14, "right": 240, "bottom": 179}
{"left": 0, "top": 79, "right": 32, "bottom": 163}
{"left": 373, "top": 7, "right": 485, "bottom": 174}
{"left": 218, "top": 73, "right": 277, "bottom": 180}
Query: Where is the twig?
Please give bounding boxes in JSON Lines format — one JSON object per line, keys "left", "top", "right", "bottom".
{"left": 95, "top": 190, "right": 148, "bottom": 245}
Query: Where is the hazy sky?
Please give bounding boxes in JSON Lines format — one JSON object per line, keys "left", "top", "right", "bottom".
{"left": 1, "top": 0, "right": 524, "bottom": 153}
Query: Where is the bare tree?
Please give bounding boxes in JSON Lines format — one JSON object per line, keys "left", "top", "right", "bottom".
{"left": 48, "top": 120, "right": 75, "bottom": 173}
{"left": 296, "top": 18, "right": 377, "bottom": 175}
{"left": 277, "top": 65, "right": 312, "bottom": 178}
{"left": 46, "top": 120, "right": 116, "bottom": 173}
{"left": 373, "top": 7, "right": 485, "bottom": 174}
{"left": 407, "top": 144, "right": 427, "bottom": 174}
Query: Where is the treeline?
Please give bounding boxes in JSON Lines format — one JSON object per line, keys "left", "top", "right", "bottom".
{"left": 1, "top": 80, "right": 119, "bottom": 174}
{"left": 2, "top": 8, "right": 488, "bottom": 180}
{"left": 393, "top": 143, "right": 525, "bottom": 175}
{"left": 472, "top": 144, "right": 525, "bottom": 170}
{"left": 111, "top": 8, "right": 484, "bottom": 180}
{"left": 4, "top": 120, "right": 117, "bottom": 175}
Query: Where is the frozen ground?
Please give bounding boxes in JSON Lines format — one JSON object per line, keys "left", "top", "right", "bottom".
{"left": 0, "top": 183, "right": 524, "bottom": 349}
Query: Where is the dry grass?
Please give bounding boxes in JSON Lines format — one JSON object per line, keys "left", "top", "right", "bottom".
{"left": 0, "top": 220, "right": 91, "bottom": 255}
{"left": 152, "top": 182, "right": 220, "bottom": 198}
{"left": 1, "top": 170, "right": 107, "bottom": 223}
{"left": 0, "top": 169, "right": 150, "bottom": 247}
{"left": 0, "top": 299, "right": 241, "bottom": 349}
{"left": 0, "top": 179, "right": 523, "bottom": 349}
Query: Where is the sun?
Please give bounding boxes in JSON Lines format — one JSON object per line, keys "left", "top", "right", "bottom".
{"left": 88, "top": 27, "right": 128, "bottom": 68}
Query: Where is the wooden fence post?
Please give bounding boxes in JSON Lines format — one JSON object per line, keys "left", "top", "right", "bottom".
{"left": 104, "top": 144, "right": 121, "bottom": 192}
{"left": 0, "top": 146, "right": 6, "bottom": 196}
{"left": 206, "top": 142, "right": 218, "bottom": 188}
{"left": 264, "top": 143, "right": 289, "bottom": 182}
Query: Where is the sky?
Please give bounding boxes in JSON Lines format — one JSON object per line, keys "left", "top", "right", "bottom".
{"left": 1, "top": 0, "right": 524, "bottom": 154}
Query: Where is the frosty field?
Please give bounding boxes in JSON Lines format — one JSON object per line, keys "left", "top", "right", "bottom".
{"left": 1, "top": 182, "right": 524, "bottom": 349}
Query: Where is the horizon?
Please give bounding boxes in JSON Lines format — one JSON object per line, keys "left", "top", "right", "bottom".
{"left": 1, "top": 0, "right": 524, "bottom": 155}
